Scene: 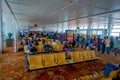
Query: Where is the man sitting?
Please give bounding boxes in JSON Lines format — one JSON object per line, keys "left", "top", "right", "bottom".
{"left": 64, "top": 44, "right": 73, "bottom": 55}
{"left": 44, "top": 42, "right": 53, "bottom": 53}
{"left": 52, "top": 39, "right": 57, "bottom": 46}
{"left": 28, "top": 42, "right": 38, "bottom": 54}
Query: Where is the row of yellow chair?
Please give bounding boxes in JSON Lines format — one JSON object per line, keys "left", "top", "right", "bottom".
{"left": 37, "top": 38, "right": 63, "bottom": 52}
{"left": 24, "top": 38, "right": 63, "bottom": 53}
{"left": 27, "top": 50, "right": 97, "bottom": 70}
{"left": 68, "top": 50, "right": 97, "bottom": 62}
{"left": 27, "top": 52, "right": 68, "bottom": 70}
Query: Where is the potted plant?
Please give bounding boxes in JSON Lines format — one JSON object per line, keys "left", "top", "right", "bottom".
{"left": 6, "top": 33, "right": 13, "bottom": 47}
{"left": 8, "top": 33, "right": 12, "bottom": 39}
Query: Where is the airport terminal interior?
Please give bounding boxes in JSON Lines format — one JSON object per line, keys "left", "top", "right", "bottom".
{"left": 0, "top": 0, "right": 120, "bottom": 80}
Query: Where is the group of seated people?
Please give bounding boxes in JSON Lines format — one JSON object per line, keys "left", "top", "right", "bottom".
{"left": 22, "top": 36, "right": 74, "bottom": 55}
{"left": 20, "top": 30, "right": 120, "bottom": 58}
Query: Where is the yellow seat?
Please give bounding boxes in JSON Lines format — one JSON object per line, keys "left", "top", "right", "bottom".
{"left": 24, "top": 46, "right": 28, "bottom": 53}
{"left": 79, "top": 51, "right": 87, "bottom": 61}
{"left": 27, "top": 55, "right": 44, "bottom": 70}
{"left": 67, "top": 52, "right": 73, "bottom": 58}
{"left": 47, "top": 41, "right": 51, "bottom": 45}
{"left": 53, "top": 44, "right": 63, "bottom": 51}
{"left": 70, "top": 51, "right": 80, "bottom": 62}
{"left": 35, "top": 46, "right": 41, "bottom": 52}
{"left": 88, "top": 50, "right": 96, "bottom": 60}
{"left": 42, "top": 54, "right": 57, "bottom": 67}
{"left": 54, "top": 40, "right": 63, "bottom": 51}
{"left": 82, "top": 51, "right": 89, "bottom": 60}
{"left": 79, "top": 52, "right": 85, "bottom": 61}
{"left": 109, "top": 69, "right": 120, "bottom": 79}
{"left": 55, "top": 53, "right": 68, "bottom": 65}
{"left": 38, "top": 42, "right": 44, "bottom": 52}
{"left": 103, "top": 77, "right": 112, "bottom": 80}
{"left": 41, "top": 44, "right": 44, "bottom": 52}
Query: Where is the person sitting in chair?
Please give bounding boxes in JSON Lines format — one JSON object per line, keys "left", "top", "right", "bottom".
{"left": 29, "top": 42, "right": 38, "bottom": 54}
{"left": 52, "top": 39, "right": 57, "bottom": 46}
{"left": 43, "top": 42, "right": 53, "bottom": 53}
{"left": 64, "top": 44, "right": 73, "bottom": 55}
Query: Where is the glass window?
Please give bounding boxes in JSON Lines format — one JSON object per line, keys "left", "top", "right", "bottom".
{"left": 80, "top": 26, "right": 84, "bottom": 29}
{"left": 99, "top": 26, "right": 104, "bottom": 29}
{"left": 92, "top": 31, "right": 97, "bottom": 34}
{"left": 104, "top": 26, "right": 108, "bottom": 29}
{"left": 97, "top": 31, "right": 102, "bottom": 35}
{"left": 112, "top": 29, "right": 120, "bottom": 33}
{"left": 93, "top": 26, "right": 99, "bottom": 29}
{"left": 111, "top": 33, "right": 119, "bottom": 36}
{"left": 83, "top": 26, "right": 87, "bottom": 29}
{"left": 113, "top": 26, "right": 120, "bottom": 28}
{"left": 83, "top": 31, "right": 87, "bottom": 34}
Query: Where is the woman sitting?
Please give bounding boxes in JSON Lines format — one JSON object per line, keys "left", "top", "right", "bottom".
{"left": 28, "top": 42, "right": 38, "bottom": 54}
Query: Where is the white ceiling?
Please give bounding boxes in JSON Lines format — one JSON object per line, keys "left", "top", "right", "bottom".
{"left": 5, "top": 0, "right": 120, "bottom": 26}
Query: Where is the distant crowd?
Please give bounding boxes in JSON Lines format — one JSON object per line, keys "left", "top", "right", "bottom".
{"left": 19, "top": 31, "right": 120, "bottom": 57}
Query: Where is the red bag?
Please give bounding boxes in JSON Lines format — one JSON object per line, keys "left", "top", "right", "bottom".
{"left": 63, "top": 48, "right": 67, "bottom": 51}
{"left": 93, "top": 40, "right": 98, "bottom": 46}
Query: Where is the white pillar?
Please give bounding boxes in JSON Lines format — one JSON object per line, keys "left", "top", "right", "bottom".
{"left": 87, "top": 18, "right": 92, "bottom": 35}
{"left": 0, "top": 0, "right": 3, "bottom": 53}
{"left": 107, "top": 14, "right": 113, "bottom": 37}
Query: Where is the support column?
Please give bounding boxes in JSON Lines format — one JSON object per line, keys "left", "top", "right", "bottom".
{"left": 76, "top": 19, "right": 80, "bottom": 34}
{"left": 62, "top": 22, "right": 64, "bottom": 33}
{"left": 76, "top": 19, "right": 80, "bottom": 28}
{"left": 0, "top": 0, "right": 3, "bottom": 53}
{"left": 107, "top": 14, "right": 113, "bottom": 37}
{"left": 68, "top": 22, "right": 70, "bottom": 30}
{"left": 87, "top": 18, "right": 93, "bottom": 35}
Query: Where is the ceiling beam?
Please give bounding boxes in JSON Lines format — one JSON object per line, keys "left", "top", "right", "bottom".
{"left": 76, "top": 1, "right": 109, "bottom": 11}
{"left": 57, "top": 9, "right": 120, "bottom": 23}
{"left": 47, "top": 0, "right": 79, "bottom": 17}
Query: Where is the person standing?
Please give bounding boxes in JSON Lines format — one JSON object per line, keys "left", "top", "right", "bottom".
{"left": 113, "top": 37, "right": 120, "bottom": 57}
{"left": 85, "top": 35, "right": 90, "bottom": 49}
{"left": 76, "top": 34, "right": 80, "bottom": 47}
{"left": 97, "top": 36, "right": 101, "bottom": 52}
{"left": 110, "top": 36, "right": 114, "bottom": 51}
{"left": 105, "top": 37, "right": 110, "bottom": 55}
{"left": 101, "top": 37, "right": 106, "bottom": 54}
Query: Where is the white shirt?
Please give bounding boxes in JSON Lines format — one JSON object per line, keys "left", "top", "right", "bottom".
{"left": 52, "top": 42, "right": 57, "bottom": 45}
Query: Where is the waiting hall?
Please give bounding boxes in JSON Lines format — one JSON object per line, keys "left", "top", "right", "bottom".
{"left": 0, "top": 0, "right": 120, "bottom": 80}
